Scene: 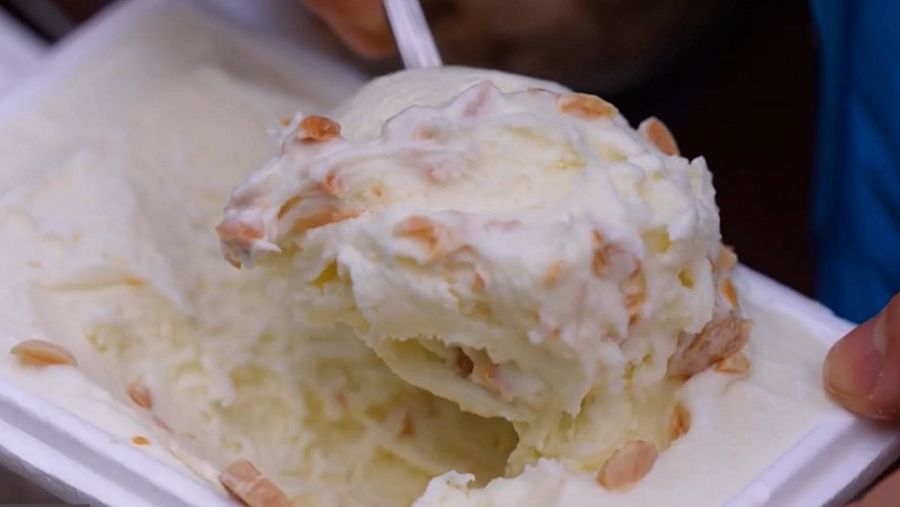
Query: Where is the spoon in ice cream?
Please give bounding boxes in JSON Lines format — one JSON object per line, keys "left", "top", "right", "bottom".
{"left": 383, "top": 0, "right": 442, "bottom": 68}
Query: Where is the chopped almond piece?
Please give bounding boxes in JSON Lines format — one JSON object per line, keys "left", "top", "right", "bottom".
{"left": 720, "top": 278, "right": 739, "bottom": 307}
{"left": 597, "top": 440, "right": 658, "bottom": 490}
{"left": 668, "top": 314, "right": 751, "bottom": 379}
{"left": 291, "top": 208, "right": 358, "bottom": 233}
{"left": 473, "top": 360, "right": 509, "bottom": 400}
{"left": 559, "top": 93, "right": 617, "bottom": 119}
{"left": 319, "top": 172, "right": 343, "bottom": 196}
{"left": 217, "top": 219, "right": 263, "bottom": 243}
{"left": 471, "top": 270, "right": 486, "bottom": 291}
{"left": 638, "top": 117, "right": 680, "bottom": 156}
{"left": 592, "top": 248, "right": 610, "bottom": 277}
{"left": 123, "top": 276, "right": 145, "bottom": 287}
{"left": 11, "top": 339, "right": 76, "bottom": 367}
{"left": 127, "top": 382, "right": 153, "bottom": 409}
{"left": 219, "top": 459, "right": 291, "bottom": 507}
{"left": 216, "top": 218, "right": 264, "bottom": 266}
{"left": 297, "top": 115, "right": 341, "bottom": 142}
{"left": 415, "top": 127, "right": 436, "bottom": 140}
{"left": 667, "top": 403, "right": 692, "bottom": 441}
{"left": 462, "top": 82, "right": 493, "bottom": 116}
{"left": 623, "top": 270, "right": 646, "bottom": 325}
{"left": 393, "top": 215, "right": 439, "bottom": 251}
{"left": 716, "top": 246, "right": 738, "bottom": 273}
{"left": 400, "top": 412, "right": 416, "bottom": 437}
{"left": 542, "top": 260, "right": 565, "bottom": 286}
{"left": 715, "top": 351, "right": 751, "bottom": 374}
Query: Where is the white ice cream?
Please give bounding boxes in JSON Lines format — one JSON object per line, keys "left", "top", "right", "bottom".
{"left": 0, "top": 5, "right": 840, "bottom": 507}
{"left": 220, "top": 68, "right": 750, "bottom": 474}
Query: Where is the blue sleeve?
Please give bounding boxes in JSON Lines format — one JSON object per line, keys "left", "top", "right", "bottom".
{"left": 811, "top": 0, "right": 900, "bottom": 323}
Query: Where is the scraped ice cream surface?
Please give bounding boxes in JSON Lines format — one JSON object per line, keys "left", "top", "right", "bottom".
{"left": 219, "top": 67, "right": 750, "bottom": 480}
{"left": 0, "top": 10, "right": 837, "bottom": 507}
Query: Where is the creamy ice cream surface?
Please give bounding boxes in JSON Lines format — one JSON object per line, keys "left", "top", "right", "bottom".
{"left": 220, "top": 67, "right": 750, "bottom": 475}
{"left": 0, "top": 5, "right": 839, "bottom": 507}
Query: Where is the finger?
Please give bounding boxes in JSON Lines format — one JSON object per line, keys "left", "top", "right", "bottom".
{"left": 824, "top": 293, "right": 900, "bottom": 421}
{"left": 851, "top": 467, "right": 900, "bottom": 506}
{"left": 303, "top": 0, "right": 395, "bottom": 58}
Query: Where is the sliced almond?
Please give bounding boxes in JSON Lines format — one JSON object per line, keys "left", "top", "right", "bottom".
{"left": 597, "top": 440, "right": 658, "bottom": 490}
{"left": 297, "top": 115, "right": 341, "bottom": 142}
{"left": 667, "top": 403, "right": 692, "bottom": 442}
{"left": 127, "top": 382, "right": 153, "bottom": 409}
{"left": 715, "top": 351, "right": 751, "bottom": 374}
{"left": 559, "top": 93, "right": 617, "bottom": 119}
{"left": 11, "top": 339, "right": 76, "bottom": 366}
{"left": 219, "top": 459, "right": 291, "bottom": 507}
{"left": 638, "top": 117, "right": 680, "bottom": 156}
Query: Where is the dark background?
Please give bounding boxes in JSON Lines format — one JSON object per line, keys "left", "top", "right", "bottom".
{"left": 0, "top": 0, "right": 821, "bottom": 503}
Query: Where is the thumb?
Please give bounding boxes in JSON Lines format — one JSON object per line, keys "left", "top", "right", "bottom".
{"left": 824, "top": 293, "right": 900, "bottom": 421}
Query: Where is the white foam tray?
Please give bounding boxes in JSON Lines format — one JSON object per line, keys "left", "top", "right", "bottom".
{"left": 0, "top": 1, "right": 897, "bottom": 506}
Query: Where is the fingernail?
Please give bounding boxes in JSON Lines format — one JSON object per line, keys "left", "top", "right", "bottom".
{"left": 825, "top": 317, "right": 884, "bottom": 399}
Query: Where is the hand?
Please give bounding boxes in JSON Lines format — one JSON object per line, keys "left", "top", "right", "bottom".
{"left": 302, "top": 0, "right": 394, "bottom": 58}
{"left": 823, "top": 293, "right": 900, "bottom": 506}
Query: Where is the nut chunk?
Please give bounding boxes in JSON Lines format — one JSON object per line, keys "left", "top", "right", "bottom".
{"left": 219, "top": 459, "right": 291, "bottom": 507}
{"left": 597, "top": 440, "right": 658, "bottom": 490}
{"left": 11, "top": 339, "right": 76, "bottom": 366}
{"left": 127, "top": 382, "right": 153, "bottom": 409}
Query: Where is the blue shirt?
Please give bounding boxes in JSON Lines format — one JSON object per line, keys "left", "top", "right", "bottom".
{"left": 811, "top": 0, "right": 900, "bottom": 322}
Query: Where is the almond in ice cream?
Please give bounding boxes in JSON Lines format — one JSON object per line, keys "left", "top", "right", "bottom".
{"left": 219, "top": 67, "right": 750, "bottom": 476}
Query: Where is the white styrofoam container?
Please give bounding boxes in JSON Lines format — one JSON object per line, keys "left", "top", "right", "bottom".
{"left": 0, "top": 1, "right": 896, "bottom": 506}
{"left": 0, "top": 8, "right": 45, "bottom": 96}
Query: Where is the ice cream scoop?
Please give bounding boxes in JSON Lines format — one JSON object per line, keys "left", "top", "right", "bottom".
{"left": 218, "top": 67, "right": 750, "bottom": 473}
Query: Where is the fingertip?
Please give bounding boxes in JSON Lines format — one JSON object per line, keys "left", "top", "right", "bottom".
{"left": 824, "top": 294, "right": 900, "bottom": 423}
{"left": 823, "top": 318, "right": 882, "bottom": 401}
